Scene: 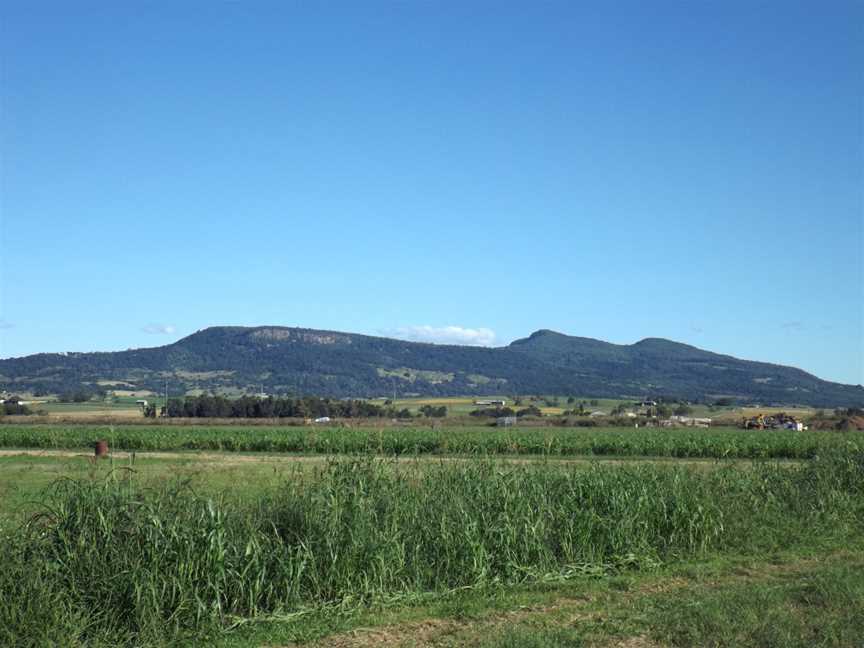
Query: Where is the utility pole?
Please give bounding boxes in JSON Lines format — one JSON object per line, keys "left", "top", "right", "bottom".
{"left": 164, "top": 379, "right": 168, "bottom": 417}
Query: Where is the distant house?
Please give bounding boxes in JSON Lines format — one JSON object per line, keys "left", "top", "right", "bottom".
{"left": 589, "top": 411, "right": 607, "bottom": 417}
{"left": 475, "top": 399, "right": 506, "bottom": 406}
{"left": 314, "top": 416, "right": 331, "bottom": 424}
{"left": 638, "top": 400, "right": 657, "bottom": 407}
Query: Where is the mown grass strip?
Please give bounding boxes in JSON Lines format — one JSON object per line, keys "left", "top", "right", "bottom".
{"left": 474, "top": 554, "right": 864, "bottom": 648}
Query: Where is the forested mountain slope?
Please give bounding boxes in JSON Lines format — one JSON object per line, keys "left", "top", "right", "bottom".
{"left": 1, "top": 326, "right": 861, "bottom": 406}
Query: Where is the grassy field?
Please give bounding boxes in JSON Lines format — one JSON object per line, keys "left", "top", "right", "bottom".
{"left": 1, "top": 450, "right": 862, "bottom": 646}
{"left": 434, "top": 553, "right": 864, "bottom": 648}
{"left": 1, "top": 421, "right": 859, "bottom": 646}
{"left": 26, "top": 395, "right": 157, "bottom": 418}
{"left": 368, "top": 396, "right": 814, "bottom": 420}
{"left": 17, "top": 393, "right": 818, "bottom": 423}
{"left": 0, "top": 424, "right": 859, "bottom": 459}
{"left": 30, "top": 403, "right": 144, "bottom": 418}
{"left": 0, "top": 453, "right": 298, "bottom": 520}
{"left": 0, "top": 451, "right": 795, "bottom": 522}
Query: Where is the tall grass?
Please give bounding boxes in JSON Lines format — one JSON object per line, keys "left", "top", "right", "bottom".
{"left": 1, "top": 453, "right": 862, "bottom": 646}
{"left": 0, "top": 424, "right": 860, "bottom": 458}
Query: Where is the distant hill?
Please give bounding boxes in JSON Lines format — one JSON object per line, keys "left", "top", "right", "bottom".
{"left": 1, "top": 326, "right": 861, "bottom": 407}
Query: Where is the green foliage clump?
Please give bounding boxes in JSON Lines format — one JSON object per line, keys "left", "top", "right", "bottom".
{"left": 419, "top": 404, "right": 447, "bottom": 418}
{"left": 165, "top": 394, "right": 412, "bottom": 419}
{"left": 57, "top": 390, "right": 96, "bottom": 403}
{"left": 1, "top": 402, "right": 32, "bottom": 415}
{"left": 517, "top": 405, "right": 543, "bottom": 418}
{"left": 470, "top": 407, "right": 515, "bottom": 418}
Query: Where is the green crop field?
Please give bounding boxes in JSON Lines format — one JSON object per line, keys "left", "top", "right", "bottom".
{"left": 0, "top": 424, "right": 859, "bottom": 459}
{"left": 2, "top": 423, "right": 862, "bottom": 646}
{"left": 1, "top": 451, "right": 863, "bottom": 646}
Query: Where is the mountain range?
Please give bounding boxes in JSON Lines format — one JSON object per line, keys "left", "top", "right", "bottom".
{"left": 1, "top": 326, "right": 861, "bottom": 407}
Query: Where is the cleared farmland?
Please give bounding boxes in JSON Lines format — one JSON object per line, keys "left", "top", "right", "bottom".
{"left": 1, "top": 452, "right": 862, "bottom": 646}
{"left": 0, "top": 424, "right": 860, "bottom": 459}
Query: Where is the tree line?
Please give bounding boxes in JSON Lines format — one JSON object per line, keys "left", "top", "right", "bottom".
{"left": 158, "top": 395, "right": 418, "bottom": 419}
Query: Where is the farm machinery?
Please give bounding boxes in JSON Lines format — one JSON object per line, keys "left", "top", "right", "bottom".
{"left": 741, "top": 412, "right": 805, "bottom": 431}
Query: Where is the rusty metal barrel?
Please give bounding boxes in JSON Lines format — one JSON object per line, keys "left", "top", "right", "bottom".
{"left": 94, "top": 440, "right": 109, "bottom": 458}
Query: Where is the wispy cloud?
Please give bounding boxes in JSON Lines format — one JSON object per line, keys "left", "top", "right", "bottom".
{"left": 690, "top": 324, "right": 704, "bottom": 334}
{"left": 142, "top": 323, "right": 176, "bottom": 335}
{"left": 0, "top": 320, "right": 12, "bottom": 330}
{"left": 388, "top": 325, "right": 497, "bottom": 347}
{"left": 780, "top": 321, "right": 804, "bottom": 330}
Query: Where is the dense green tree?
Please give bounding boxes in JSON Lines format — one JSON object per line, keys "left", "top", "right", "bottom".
{"left": 58, "top": 390, "right": 92, "bottom": 403}
{"left": 516, "top": 405, "right": 542, "bottom": 417}
{"left": 1, "top": 402, "right": 31, "bottom": 415}
{"left": 419, "top": 405, "right": 447, "bottom": 418}
{"left": 156, "top": 394, "right": 424, "bottom": 420}
{"left": 470, "top": 407, "right": 515, "bottom": 418}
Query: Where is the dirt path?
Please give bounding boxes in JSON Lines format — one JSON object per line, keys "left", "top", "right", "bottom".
{"left": 0, "top": 448, "right": 330, "bottom": 465}
{"left": 0, "top": 448, "right": 770, "bottom": 469}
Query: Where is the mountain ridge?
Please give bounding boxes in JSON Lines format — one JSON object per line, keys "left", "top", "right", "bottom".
{"left": 1, "top": 326, "right": 861, "bottom": 407}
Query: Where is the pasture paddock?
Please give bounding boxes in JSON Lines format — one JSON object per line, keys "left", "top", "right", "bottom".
{"left": 0, "top": 450, "right": 799, "bottom": 521}
{"left": 0, "top": 424, "right": 860, "bottom": 647}
{"left": 14, "top": 393, "right": 817, "bottom": 424}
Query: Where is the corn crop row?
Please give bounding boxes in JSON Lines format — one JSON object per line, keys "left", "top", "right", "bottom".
{"left": 0, "top": 424, "right": 860, "bottom": 459}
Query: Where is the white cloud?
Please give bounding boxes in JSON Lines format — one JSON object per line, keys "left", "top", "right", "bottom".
{"left": 0, "top": 320, "right": 12, "bottom": 330}
{"left": 142, "top": 323, "right": 176, "bottom": 335}
{"left": 780, "top": 321, "right": 804, "bottom": 330}
{"left": 389, "top": 325, "right": 496, "bottom": 347}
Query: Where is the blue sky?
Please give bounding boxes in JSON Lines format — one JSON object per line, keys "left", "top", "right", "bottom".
{"left": 1, "top": 1, "right": 861, "bottom": 385}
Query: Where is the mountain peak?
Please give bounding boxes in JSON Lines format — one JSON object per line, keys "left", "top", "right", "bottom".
{"left": 1, "top": 325, "right": 861, "bottom": 406}
{"left": 527, "top": 329, "right": 564, "bottom": 339}
{"left": 633, "top": 337, "right": 680, "bottom": 347}
{"left": 632, "top": 337, "right": 704, "bottom": 355}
